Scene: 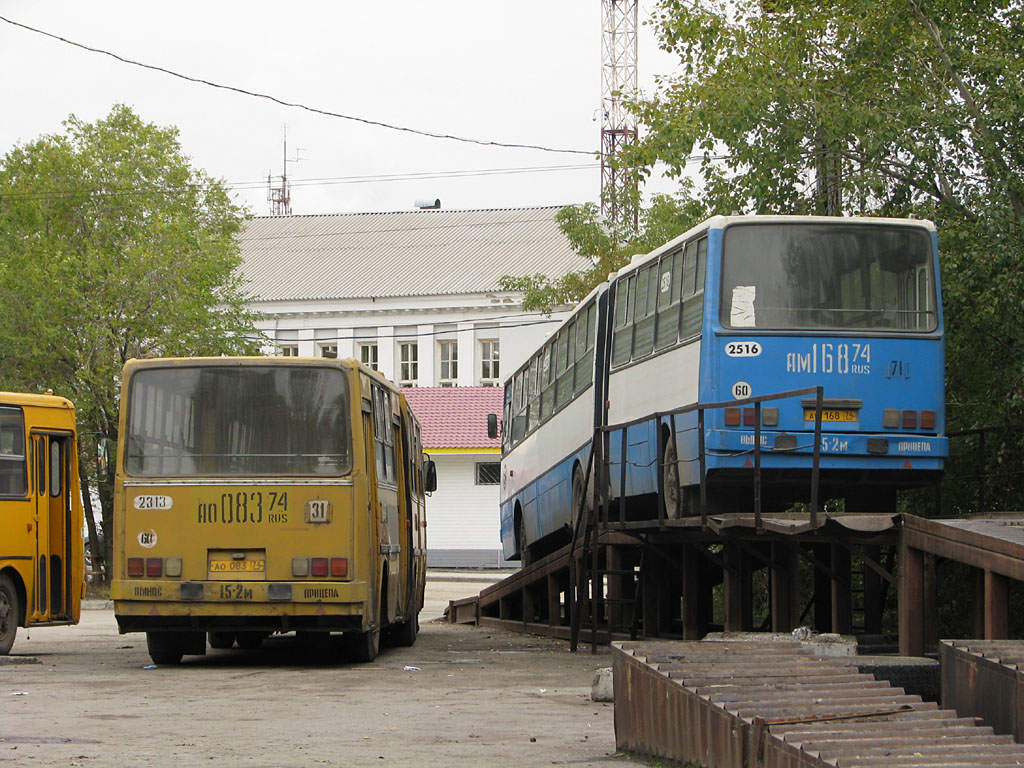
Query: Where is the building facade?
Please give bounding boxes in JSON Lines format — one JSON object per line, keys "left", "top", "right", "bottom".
{"left": 237, "top": 206, "right": 585, "bottom": 565}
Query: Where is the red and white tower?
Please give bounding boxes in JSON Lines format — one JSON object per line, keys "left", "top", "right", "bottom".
{"left": 601, "top": 0, "right": 639, "bottom": 232}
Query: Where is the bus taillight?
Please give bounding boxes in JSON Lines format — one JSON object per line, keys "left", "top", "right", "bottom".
{"left": 920, "top": 410, "right": 936, "bottom": 429}
{"left": 146, "top": 558, "right": 163, "bottom": 577}
{"left": 127, "top": 557, "right": 144, "bottom": 577}
{"left": 311, "top": 557, "right": 329, "bottom": 577}
{"left": 331, "top": 558, "right": 348, "bottom": 577}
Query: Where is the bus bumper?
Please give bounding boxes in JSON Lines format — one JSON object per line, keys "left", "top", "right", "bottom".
{"left": 111, "top": 579, "right": 369, "bottom": 633}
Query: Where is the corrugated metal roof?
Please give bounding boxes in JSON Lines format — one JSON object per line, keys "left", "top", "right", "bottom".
{"left": 238, "top": 206, "right": 589, "bottom": 302}
{"left": 402, "top": 386, "right": 503, "bottom": 450}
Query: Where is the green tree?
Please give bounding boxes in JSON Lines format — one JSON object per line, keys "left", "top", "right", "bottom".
{"left": 617, "top": 0, "right": 1024, "bottom": 514}
{"left": 501, "top": 188, "right": 709, "bottom": 312}
{"left": 0, "top": 105, "right": 263, "bottom": 575}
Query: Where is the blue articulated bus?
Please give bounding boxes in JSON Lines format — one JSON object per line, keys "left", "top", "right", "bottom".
{"left": 499, "top": 215, "right": 946, "bottom": 564}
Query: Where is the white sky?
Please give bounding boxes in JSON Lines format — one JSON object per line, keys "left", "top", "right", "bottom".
{"left": 0, "top": 1, "right": 682, "bottom": 217}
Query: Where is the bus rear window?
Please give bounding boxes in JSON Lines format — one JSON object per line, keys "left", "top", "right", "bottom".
{"left": 720, "top": 223, "right": 937, "bottom": 332}
{"left": 125, "top": 366, "right": 352, "bottom": 477}
{"left": 0, "top": 407, "right": 27, "bottom": 497}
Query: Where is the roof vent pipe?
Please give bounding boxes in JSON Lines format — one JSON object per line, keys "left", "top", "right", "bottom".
{"left": 415, "top": 198, "right": 441, "bottom": 209}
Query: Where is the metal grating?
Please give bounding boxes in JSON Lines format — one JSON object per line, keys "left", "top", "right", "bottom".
{"left": 614, "top": 640, "right": 1024, "bottom": 767}
{"left": 941, "top": 639, "right": 1024, "bottom": 744}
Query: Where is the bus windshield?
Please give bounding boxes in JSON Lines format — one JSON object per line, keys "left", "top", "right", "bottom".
{"left": 125, "top": 365, "right": 352, "bottom": 477}
{"left": 720, "top": 222, "right": 937, "bottom": 331}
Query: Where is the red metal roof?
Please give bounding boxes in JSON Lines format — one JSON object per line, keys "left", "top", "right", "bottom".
{"left": 402, "top": 387, "right": 503, "bottom": 450}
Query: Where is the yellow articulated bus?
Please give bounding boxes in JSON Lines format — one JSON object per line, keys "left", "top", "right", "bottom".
{"left": 0, "top": 392, "right": 85, "bottom": 655}
{"left": 111, "top": 357, "right": 434, "bottom": 665}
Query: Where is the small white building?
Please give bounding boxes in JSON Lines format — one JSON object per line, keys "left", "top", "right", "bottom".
{"left": 237, "top": 205, "right": 584, "bottom": 565}
{"left": 402, "top": 387, "right": 507, "bottom": 567}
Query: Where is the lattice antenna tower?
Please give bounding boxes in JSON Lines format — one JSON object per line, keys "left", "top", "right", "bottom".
{"left": 601, "top": 0, "right": 639, "bottom": 233}
{"left": 267, "top": 127, "right": 302, "bottom": 216}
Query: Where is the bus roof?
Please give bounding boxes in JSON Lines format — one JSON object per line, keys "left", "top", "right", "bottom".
{"left": 619, "top": 214, "right": 938, "bottom": 279}
{"left": 0, "top": 391, "right": 75, "bottom": 411}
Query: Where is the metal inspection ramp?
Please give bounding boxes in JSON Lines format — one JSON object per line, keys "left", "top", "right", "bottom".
{"left": 614, "top": 639, "right": 1024, "bottom": 767}
{"left": 941, "top": 639, "right": 1024, "bottom": 744}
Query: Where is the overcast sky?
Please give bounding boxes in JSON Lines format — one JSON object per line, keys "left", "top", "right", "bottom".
{"left": 0, "top": 1, "right": 681, "bottom": 217}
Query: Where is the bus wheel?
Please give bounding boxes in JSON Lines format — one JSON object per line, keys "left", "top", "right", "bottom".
{"left": 662, "top": 437, "right": 680, "bottom": 519}
{"left": 517, "top": 513, "right": 533, "bottom": 567}
{"left": 208, "top": 631, "right": 236, "bottom": 650}
{"left": 571, "top": 466, "right": 589, "bottom": 533}
{"left": 391, "top": 613, "right": 419, "bottom": 647}
{"left": 235, "top": 631, "right": 267, "bottom": 650}
{"left": 348, "top": 624, "right": 380, "bottom": 663}
{"left": 146, "top": 632, "right": 184, "bottom": 665}
{"left": 0, "top": 574, "right": 19, "bottom": 655}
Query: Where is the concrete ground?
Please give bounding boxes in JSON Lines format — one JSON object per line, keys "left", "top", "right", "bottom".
{"left": 0, "top": 571, "right": 644, "bottom": 768}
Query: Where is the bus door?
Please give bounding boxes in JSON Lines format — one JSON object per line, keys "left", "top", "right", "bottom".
{"left": 371, "top": 384, "right": 400, "bottom": 623}
{"left": 30, "top": 432, "right": 72, "bottom": 621}
{"left": 395, "top": 411, "right": 415, "bottom": 618}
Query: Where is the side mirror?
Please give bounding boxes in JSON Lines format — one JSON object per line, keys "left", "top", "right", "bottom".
{"left": 423, "top": 458, "right": 437, "bottom": 493}
{"left": 486, "top": 413, "right": 498, "bottom": 440}
{"left": 97, "top": 438, "right": 112, "bottom": 477}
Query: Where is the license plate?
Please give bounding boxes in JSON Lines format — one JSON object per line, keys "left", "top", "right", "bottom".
{"left": 209, "top": 559, "right": 265, "bottom": 573}
{"left": 804, "top": 409, "right": 858, "bottom": 422}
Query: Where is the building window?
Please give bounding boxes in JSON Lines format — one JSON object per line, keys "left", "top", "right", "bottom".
{"left": 439, "top": 341, "right": 458, "bottom": 386}
{"left": 359, "top": 342, "right": 378, "bottom": 370}
{"left": 480, "top": 340, "right": 500, "bottom": 385}
{"left": 476, "top": 462, "right": 500, "bottom": 485}
{"left": 399, "top": 342, "right": 418, "bottom": 386}
{"left": 319, "top": 343, "right": 338, "bottom": 359}
{"left": 279, "top": 345, "right": 299, "bottom": 357}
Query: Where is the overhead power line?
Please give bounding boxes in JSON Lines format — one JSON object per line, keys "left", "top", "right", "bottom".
{"left": 0, "top": 14, "right": 596, "bottom": 157}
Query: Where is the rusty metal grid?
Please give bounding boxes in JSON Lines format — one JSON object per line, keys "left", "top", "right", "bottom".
{"left": 614, "top": 640, "right": 1024, "bottom": 767}
{"left": 941, "top": 639, "right": 1024, "bottom": 745}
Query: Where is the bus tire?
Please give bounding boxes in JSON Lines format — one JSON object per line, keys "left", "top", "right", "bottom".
{"left": 571, "top": 466, "right": 589, "bottom": 533}
{"left": 146, "top": 632, "right": 184, "bottom": 665}
{"left": 348, "top": 625, "right": 380, "bottom": 663}
{"left": 661, "top": 437, "right": 680, "bottom": 519}
{"left": 391, "top": 613, "right": 419, "bottom": 647}
{"left": 235, "top": 631, "right": 267, "bottom": 650}
{"left": 208, "top": 631, "right": 236, "bottom": 649}
{"left": 0, "top": 574, "right": 19, "bottom": 655}
{"left": 516, "top": 512, "right": 533, "bottom": 567}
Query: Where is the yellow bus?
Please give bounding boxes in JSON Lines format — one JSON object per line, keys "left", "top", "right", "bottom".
{"left": 0, "top": 392, "right": 85, "bottom": 655}
{"left": 111, "top": 357, "right": 434, "bottom": 664}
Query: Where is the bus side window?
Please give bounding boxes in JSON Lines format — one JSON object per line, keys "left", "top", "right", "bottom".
{"left": 539, "top": 343, "right": 555, "bottom": 423}
{"left": 655, "top": 250, "right": 681, "bottom": 351}
{"left": 632, "top": 266, "right": 657, "bottom": 360}
{"left": 0, "top": 407, "right": 27, "bottom": 497}
{"left": 611, "top": 275, "right": 635, "bottom": 368}
{"left": 49, "top": 438, "right": 62, "bottom": 498}
{"left": 681, "top": 239, "right": 704, "bottom": 340}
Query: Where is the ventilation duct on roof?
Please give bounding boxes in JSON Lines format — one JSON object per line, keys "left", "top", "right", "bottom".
{"left": 415, "top": 198, "right": 441, "bottom": 209}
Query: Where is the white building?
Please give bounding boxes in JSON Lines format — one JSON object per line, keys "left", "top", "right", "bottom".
{"left": 237, "top": 206, "right": 585, "bottom": 565}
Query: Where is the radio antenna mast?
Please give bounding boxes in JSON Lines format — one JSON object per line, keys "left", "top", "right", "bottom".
{"left": 601, "top": 0, "right": 639, "bottom": 234}
{"left": 267, "top": 127, "right": 303, "bottom": 215}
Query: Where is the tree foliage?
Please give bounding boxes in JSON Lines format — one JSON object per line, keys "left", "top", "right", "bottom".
{"left": 518, "top": 0, "right": 1024, "bottom": 512}
{"left": 625, "top": 0, "right": 1024, "bottom": 514}
{"left": 0, "top": 105, "right": 263, "bottom": 571}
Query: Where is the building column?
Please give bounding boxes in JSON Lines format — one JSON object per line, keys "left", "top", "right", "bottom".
{"left": 378, "top": 326, "right": 395, "bottom": 382}
{"left": 297, "top": 329, "right": 315, "bottom": 357}
{"left": 417, "top": 324, "right": 435, "bottom": 386}
{"left": 457, "top": 322, "right": 475, "bottom": 387}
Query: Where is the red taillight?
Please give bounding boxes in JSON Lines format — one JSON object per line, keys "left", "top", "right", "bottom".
{"left": 920, "top": 410, "right": 936, "bottom": 429}
{"left": 331, "top": 558, "right": 348, "bottom": 577}
{"left": 743, "top": 408, "right": 756, "bottom": 427}
{"left": 902, "top": 410, "right": 918, "bottom": 429}
{"left": 724, "top": 407, "right": 741, "bottom": 426}
{"left": 146, "top": 558, "right": 163, "bottom": 577}
{"left": 311, "top": 557, "right": 329, "bottom": 577}
{"left": 127, "top": 557, "right": 144, "bottom": 577}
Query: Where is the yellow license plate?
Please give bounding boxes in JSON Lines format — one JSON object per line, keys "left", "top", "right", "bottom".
{"left": 209, "top": 559, "right": 265, "bottom": 573}
{"left": 804, "top": 409, "right": 858, "bottom": 422}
